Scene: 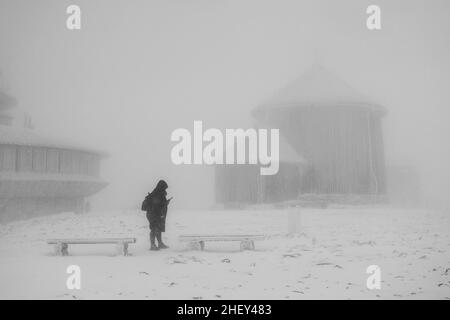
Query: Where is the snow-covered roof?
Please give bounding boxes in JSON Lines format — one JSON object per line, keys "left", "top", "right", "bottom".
{"left": 0, "top": 125, "right": 107, "bottom": 156}
{"left": 256, "top": 64, "right": 384, "bottom": 113}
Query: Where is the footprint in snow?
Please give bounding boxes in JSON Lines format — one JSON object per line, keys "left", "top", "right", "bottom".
{"left": 316, "top": 262, "right": 333, "bottom": 266}
{"left": 292, "top": 290, "right": 304, "bottom": 294}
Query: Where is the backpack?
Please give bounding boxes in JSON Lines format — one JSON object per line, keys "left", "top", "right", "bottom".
{"left": 141, "top": 193, "right": 152, "bottom": 212}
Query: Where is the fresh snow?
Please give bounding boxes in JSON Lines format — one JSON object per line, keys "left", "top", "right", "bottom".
{"left": 0, "top": 207, "right": 449, "bottom": 299}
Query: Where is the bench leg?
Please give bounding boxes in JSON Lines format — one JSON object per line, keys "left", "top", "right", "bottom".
{"left": 62, "top": 243, "right": 69, "bottom": 256}
{"left": 240, "top": 240, "right": 255, "bottom": 251}
{"left": 116, "top": 242, "right": 129, "bottom": 256}
{"left": 55, "top": 243, "right": 69, "bottom": 256}
{"left": 199, "top": 241, "right": 205, "bottom": 251}
{"left": 54, "top": 243, "right": 62, "bottom": 256}
{"left": 187, "top": 241, "right": 202, "bottom": 250}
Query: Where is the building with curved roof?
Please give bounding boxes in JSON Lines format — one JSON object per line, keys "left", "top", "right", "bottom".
{"left": 216, "top": 64, "right": 387, "bottom": 206}
{"left": 253, "top": 64, "right": 387, "bottom": 196}
{"left": 0, "top": 90, "right": 107, "bottom": 222}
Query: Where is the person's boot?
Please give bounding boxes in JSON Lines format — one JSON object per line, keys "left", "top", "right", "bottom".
{"left": 156, "top": 232, "right": 169, "bottom": 249}
{"left": 150, "top": 231, "right": 159, "bottom": 251}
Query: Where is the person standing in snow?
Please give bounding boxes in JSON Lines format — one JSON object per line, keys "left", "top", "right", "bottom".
{"left": 143, "top": 180, "right": 172, "bottom": 250}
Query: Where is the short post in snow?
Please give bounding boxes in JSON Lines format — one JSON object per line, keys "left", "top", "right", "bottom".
{"left": 288, "top": 206, "right": 301, "bottom": 235}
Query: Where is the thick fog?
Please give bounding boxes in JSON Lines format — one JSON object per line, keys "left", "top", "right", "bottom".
{"left": 1, "top": 0, "right": 449, "bottom": 210}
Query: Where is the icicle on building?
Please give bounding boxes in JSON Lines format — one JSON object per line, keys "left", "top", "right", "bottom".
{"left": 0, "top": 90, "right": 107, "bottom": 222}
{"left": 215, "top": 65, "right": 387, "bottom": 206}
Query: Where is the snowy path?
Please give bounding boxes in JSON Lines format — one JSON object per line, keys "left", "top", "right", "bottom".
{"left": 0, "top": 207, "right": 449, "bottom": 299}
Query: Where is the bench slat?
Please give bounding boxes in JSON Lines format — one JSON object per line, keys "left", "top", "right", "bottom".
{"left": 180, "top": 234, "right": 264, "bottom": 237}
{"left": 47, "top": 238, "right": 136, "bottom": 244}
{"left": 179, "top": 235, "right": 265, "bottom": 242}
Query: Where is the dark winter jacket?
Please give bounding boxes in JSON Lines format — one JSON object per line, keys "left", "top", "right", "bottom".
{"left": 145, "top": 180, "right": 169, "bottom": 232}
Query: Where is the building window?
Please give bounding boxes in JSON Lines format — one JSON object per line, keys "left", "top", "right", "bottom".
{"left": 60, "top": 150, "right": 74, "bottom": 174}
{"left": 17, "top": 146, "right": 33, "bottom": 172}
{"left": 0, "top": 145, "right": 16, "bottom": 171}
{"left": 32, "top": 148, "right": 46, "bottom": 172}
{"left": 80, "top": 153, "right": 89, "bottom": 175}
{"left": 72, "top": 152, "right": 81, "bottom": 175}
{"left": 46, "top": 149, "right": 59, "bottom": 173}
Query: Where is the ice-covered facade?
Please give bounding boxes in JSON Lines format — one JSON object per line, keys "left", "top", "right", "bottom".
{"left": 0, "top": 90, "right": 107, "bottom": 222}
{"left": 216, "top": 65, "right": 387, "bottom": 206}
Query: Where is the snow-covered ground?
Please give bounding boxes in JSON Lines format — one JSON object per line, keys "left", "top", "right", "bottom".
{"left": 0, "top": 206, "right": 449, "bottom": 300}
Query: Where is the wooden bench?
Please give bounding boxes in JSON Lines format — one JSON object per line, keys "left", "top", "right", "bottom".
{"left": 47, "top": 238, "right": 136, "bottom": 256}
{"left": 179, "top": 234, "right": 265, "bottom": 251}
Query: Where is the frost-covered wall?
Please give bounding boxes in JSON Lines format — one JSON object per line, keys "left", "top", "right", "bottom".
{"left": 0, "top": 93, "right": 107, "bottom": 222}
{"left": 0, "top": 142, "right": 107, "bottom": 222}
{"left": 0, "top": 145, "right": 101, "bottom": 176}
{"left": 263, "top": 106, "right": 386, "bottom": 195}
{"left": 253, "top": 65, "right": 387, "bottom": 197}
{"left": 216, "top": 65, "right": 388, "bottom": 206}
